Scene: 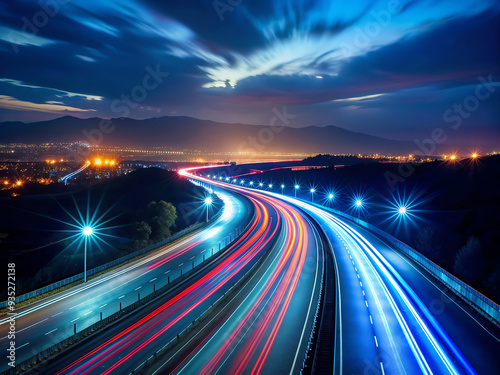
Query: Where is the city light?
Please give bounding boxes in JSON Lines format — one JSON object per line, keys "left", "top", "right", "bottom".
{"left": 355, "top": 199, "right": 363, "bottom": 207}
{"left": 471, "top": 153, "right": 478, "bottom": 159}
{"left": 328, "top": 193, "right": 334, "bottom": 200}
{"left": 269, "top": 184, "right": 273, "bottom": 189}
{"left": 295, "top": 184, "right": 299, "bottom": 198}
{"left": 250, "top": 181, "right": 254, "bottom": 185}
{"left": 241, "top": 180, "right": 244, "bottom": 184}
{"left": 310, "top": 188, "right": 315, "bottom": 202}
{"left": 259, "top": 182, "right": 263, "bottom": 187}
{"left": 450, "top": 155, "right": 456, "bottom": 160}
{"left": 95, "top": 158, "right": 102, "bottom": 165}
{"left": 310, "top": 188, "right": 315, "bottom": 193}
{"left": 398, "top": 206, "right": 407, "bottom": 215}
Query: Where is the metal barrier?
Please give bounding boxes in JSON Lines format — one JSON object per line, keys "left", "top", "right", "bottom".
{"left": 0, "top": 208, "right": 224, "bottom": 309}
{"left": 322, "top": 205, "right": 500, "bottom": 327}
{"left": 1, "top": 209, "right": 255, "bottom": 375}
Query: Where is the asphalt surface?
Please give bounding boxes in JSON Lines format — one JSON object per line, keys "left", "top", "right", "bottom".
{"left": 0, "top": 189, "right": 252, "bottom": 372}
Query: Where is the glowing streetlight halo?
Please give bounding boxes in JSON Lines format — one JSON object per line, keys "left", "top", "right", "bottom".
{"left": 83, "top": 226, "right": 93, "bottom": 236}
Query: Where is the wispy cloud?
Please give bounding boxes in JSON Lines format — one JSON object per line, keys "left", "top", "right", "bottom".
{"left": 333, "top": 93, "right": 385, "bottom": 102}
{"left": 0, "top": 95, "right": 97, "bottom": 114}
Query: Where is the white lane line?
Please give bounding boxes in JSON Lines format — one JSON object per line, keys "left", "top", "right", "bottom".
{"left": 380, "top": 362, "right": 386, "bottom": 375}
{"left": 200, "top": 250, "right": 206, "bottom": 253}
{"left": 51, "top": 312, "right": 63, "bottom": 318}
{"left": 362, "top": 290, "right": 365, "bottom": 296}
{"left": 84, "top": 311, "right": 92, "bottom": 316}
{"left": 135, "top": 286, "right": 142, "bottom": 291}
{"left": 190, "top": 256, "right": 195, "bottom": 260}
{"left": 17, "top": 318, "right": 48, "bottom": 334}
{"left": 369, "top": 315, "right": 373, "bottom": 325}
{"left": 374, "top": 336, "right": 379, "bottom": 347}
{"left": 99, "top": 304, "right": 107, "bottom": 309}
{"left": 360, "top": 282, "right": 363, "bottom": 287}
{"left": 164, "top": 270, "right": 171, "bottom": 274}
{"left": 178, "top": 263, "right": 184, "bottom": 267}
{"left": 118, "top": 295, "right": 125, "bottom": 299}
{"left": 150, "top": 278, "right": 157, "bottom": 282}
{"left": 70, "top": 317, "right": 80, "bottom": 323}
{"left": 17, "top": 342, "right": 29, "bottom": 349}
{"left": 45, "top": 328, "right": 57, "bottom": 335}
{"left": 365, "top": 300, "right": 369, "bottom": 308}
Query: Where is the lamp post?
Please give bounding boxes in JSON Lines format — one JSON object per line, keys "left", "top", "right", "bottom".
{"left": 281, "top": 184, "right": 285, "bottom": 194}
{"left": 310, "top": 188, "right": 315, "bottom": 202}
{"left": 205, "top": 197, "right": 213, "bottom": 222}
{"left": 82, "top": 226, "right": 93, "bottom": 282}
{"left": 295, "top": 185, "right": 299, "bottom": 198}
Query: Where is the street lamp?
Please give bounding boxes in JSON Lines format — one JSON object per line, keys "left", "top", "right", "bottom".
{"left": 328, "top": 193, "right": 334, "bottom": 200}
{"left": 241, "top": 180, "right": 244, "bottom": 184}
{"left": 259, "top": 182, "right": 263, "bottom": 188}
{"left": 82, "top": 226, "right": 93, "bottom": 282}
{"left": 294, "top": 184, "right": 299, "bottom": 198}
{"left": 269, "top": 184, "right": 273, "bottom": 189}
{"left": 355, "top": 199, "right": 363, "bottom": 207}
{"left": 310, "top": 188, "right": 315, "bottom": 202}
{"left": 205, "top": 197, "right": 213, "bottom": 222}
{"left": 250, "top": 181, "right": 254, "bottom": 186}
{"left": 397, "top": 206, "right": 407, "bottom": 215}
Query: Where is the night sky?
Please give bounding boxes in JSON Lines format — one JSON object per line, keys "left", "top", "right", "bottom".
{"left": 0, "top": 0, "right": 499, "bottom": 144}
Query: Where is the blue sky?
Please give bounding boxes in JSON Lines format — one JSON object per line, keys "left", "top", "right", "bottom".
{"left": 0, "top": 0, "right": 499, "bottom": 146}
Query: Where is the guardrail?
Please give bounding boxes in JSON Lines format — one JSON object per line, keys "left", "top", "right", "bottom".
{"left": 1, "top": 207, "right": 256, "bottom": 375}
{"left": 322, "top": 205, "right": 500, "bottom": 328}
{"left": 0, "top": 207, "right": 224, "bottom": 309}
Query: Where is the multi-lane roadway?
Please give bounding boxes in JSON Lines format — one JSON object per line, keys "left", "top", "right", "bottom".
{"left": 2, "top": 164, "right": 499, "bottom": 375}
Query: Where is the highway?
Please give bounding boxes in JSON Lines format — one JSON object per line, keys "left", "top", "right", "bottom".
{"left": 3, "top": 165, "right": 499, "bottom": 374}
{"left": 30, "top": 171, "right": 324, "bottom": 375}
{"left": 0, "top": 190, "right": 252, "bottom": 372}
{"left": 262, "top": 190, "right": 500, "bottom": 374}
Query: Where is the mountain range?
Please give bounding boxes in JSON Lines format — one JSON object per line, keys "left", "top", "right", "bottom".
{"left": 0, "top": 115, "right": 436, "bottom": 154}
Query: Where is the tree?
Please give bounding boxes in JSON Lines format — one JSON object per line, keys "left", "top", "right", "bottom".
{"left": 145, "top": 200, "right": 177, "bottom": 242}
{"left": 134, "top": 221, "right": 152, "bottom": 243}
{"left": 414, "top": 226, "right": 442, "bottom": 262}
{"left": 453, "top": 236, "right": 485, "bottom": 286}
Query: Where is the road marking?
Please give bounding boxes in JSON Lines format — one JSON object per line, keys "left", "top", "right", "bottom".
{"left": 190, "top": 256, "right": 195, "bottom": 260}
{"left": 70, "top": 317, "right": 80, "bottom": 322}
{"left": 164, "top": 270, "right": 170, "bottom": 274}
{"left": 51, "top": 312, "right": 63, "bottom": 318}
{"left": 150, "top": 278, "right": 157, "bottom": 282}
{"left": 365, "top": 300, "right": 369, "bottom": 308}
{"left": 360, "top": 282, "right": 363, "bottom": 287}
{"left": 362, "top": 290, "right": 365, "bottom": 296}
{"left": 369, "top": 315, "right": 373, "bottom": 324}
{"left": 17, "top": 318, "right": 48, "bottom": 334}
{"left": 374, "top": 336, "right": 378, "bottom": 347}
{"left": 380, "top": 362, "right": 386, "bottom": 375}
{"left": 17, "top": 342, "right": 29, "bottom": 349}
{"left": 99, "top": 304, "right": 107, "bottom": 309}
{"left": 178, "top": 263, "right": 184, "bottom": 267}
{"left": 45, "top": 328, "right": 57, "bottom": 335}
{"left": 118, "top": 295, "right": 125, "bottom": 299}
{"left": 84, "top": 311, "right": 92, "bottom": 316}
{"left": 135, "top": 286, "right": 141, "bottom": 291}
{"left": 200, "top": 250, "right": 206, "bottom": 253}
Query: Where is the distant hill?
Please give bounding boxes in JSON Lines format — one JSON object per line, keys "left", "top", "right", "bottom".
{"left": 0, "top": 115, "right": 416, "bottom": 154}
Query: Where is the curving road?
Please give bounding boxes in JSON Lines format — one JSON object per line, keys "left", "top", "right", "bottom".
{"left": 31, "top": 170, "right": 324, "bottom": 375}
{"left": 0, "top": 190, "right": 252, "bottom": 373}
